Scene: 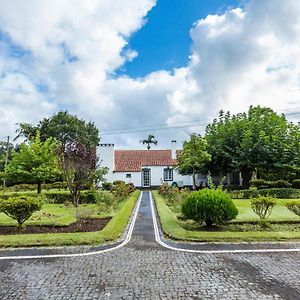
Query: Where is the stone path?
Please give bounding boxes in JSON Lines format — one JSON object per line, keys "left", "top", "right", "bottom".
{"left": 0, "top": 191, "right": 299, "bottom": 299}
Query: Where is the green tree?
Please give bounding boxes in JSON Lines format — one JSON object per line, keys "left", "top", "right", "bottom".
{"left": 57, "top": 141, "right": 98, "bottom": 206}
{"left": 5, "top": 133, "right": 60, "bottom": 193}
{"left": 177, "top": 134, "right": 211, "bottom": 190}
{"left": 140, "top": 134, "right": 158, "bottom": 150}
{"left": 15, "top": 111, "right": 100, "bottom": 148}
{"left": 205, "top": 106, "right": 300, "bottom": 188}
{"left": 0, "top": 140, "right": 14, "bottom": 172}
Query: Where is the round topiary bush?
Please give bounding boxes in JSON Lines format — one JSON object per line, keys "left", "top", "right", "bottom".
{"left": 181, "top": 189, "right": 238, "bottom": 227}
{"left": 0, "top": 196, "right": 44, "bottom": 229}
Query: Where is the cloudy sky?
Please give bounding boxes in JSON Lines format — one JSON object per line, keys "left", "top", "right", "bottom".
{"left": 0, "top": 0, "right": 299, "bottom": 149}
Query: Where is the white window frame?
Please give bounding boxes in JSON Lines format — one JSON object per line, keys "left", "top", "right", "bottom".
{"left": 163, "top": 168, "right": 173, "bottom": 181}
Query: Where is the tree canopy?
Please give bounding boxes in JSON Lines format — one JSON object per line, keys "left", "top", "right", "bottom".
{"left": 177, "top": 133, "right": 211, "bottom": 190}
{"left": 140, "top": 135, "right": 158, "bottom": 150}
{"left": 205, "top": 106, "right": 300, "bottom": 187}
{"left": 5, "top": 133, "right": 60, "bottom": 193}
{"left": 15, "top": 111, "right": 100, "bottom": 148}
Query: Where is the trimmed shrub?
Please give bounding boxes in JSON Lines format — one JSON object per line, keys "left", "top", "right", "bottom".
{"left": 0, "top": 196, "right": 43, "bottom": 229}
{"left": 249, "top": 179, "right": 292, "bottom": 189}
{"left": 102, "top": 182, "right": 113, "bottom": 191}
{"left": 229, "top": 188, "right": 300, "bottom": 199}
{"left": 286, "top": 201, "right": 300, "bottom": 217}
{"left": 250, "top": 179, "right": 268, "bottom": 189}
{"left": 251, "top": 196, "right": 276, "bottom": 220}
{"left": 181, "top": 189, "right": 238, "bottom": 227}
{"left": 292, "top": 179, "right": 300, "bottom": 189}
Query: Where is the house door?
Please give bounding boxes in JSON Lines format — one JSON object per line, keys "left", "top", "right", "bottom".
{"left": 142, "top": 169, "right": 151, "bottom": 188}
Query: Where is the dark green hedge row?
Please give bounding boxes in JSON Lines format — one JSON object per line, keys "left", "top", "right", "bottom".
{"left": 230, "top": 188, "right": 300, "bottom": 199}
{"left": 0, "top": 190, "right": 99, "bottom": 204}
{"left": 250, "top": 179, "right": 300, "bottom": 189}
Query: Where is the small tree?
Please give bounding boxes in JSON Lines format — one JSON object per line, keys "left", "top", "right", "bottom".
{"left": 140, "top": 135, "right": 158, "bottom": 150}
{"left": 177, "top": 134, "right": 211, "bottom": 190}
{"left": 0, "top": 196, "right": 43, "bottom": 230}
{"left": 5, "top": 133, "right": 60, "bottom": 193}
{"left": 251, "top": 196, "right": 276, "bottom": 220}
{"left": 286, "top": 201, "right": 300, "bottom": 217}
{"left": 58, "top": 141, "right": 98, "bottom": 206}
{"left": 182, "top": 189, "right": 238, "bottom": 227}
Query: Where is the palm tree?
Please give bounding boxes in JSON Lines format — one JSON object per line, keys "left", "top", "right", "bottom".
{"left": 140, "top": 135, "right": 158, "bottom": 150}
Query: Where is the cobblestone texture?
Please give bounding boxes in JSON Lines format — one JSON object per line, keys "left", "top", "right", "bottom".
{"left": 0, "top": 192, "right": 299, "bottom": 300}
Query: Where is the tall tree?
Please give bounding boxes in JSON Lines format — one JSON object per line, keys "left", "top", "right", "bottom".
{"left": 15, "top": 111, "right": 100, "bottom": 148}
{"left": 15, "top": 111, "right": 101, "bottom": 203}
{"left": 177, "top": 134, "right": 211, "bottom": 190}
{"left": 140, "top": 134, "right": 158, "bottom": 150}
{"left": 4, "top": 133, "right": 60, "bottom": 193}
{"left": 57, "top": 141, "right": 98, "bottom": 206}
{"left": 205, "top": 106, "right": 300, "bottom": 188}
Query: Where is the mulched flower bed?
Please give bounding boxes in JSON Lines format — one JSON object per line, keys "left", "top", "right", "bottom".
{"left": 0, "top": 217, "right": 112, "bottom": 235}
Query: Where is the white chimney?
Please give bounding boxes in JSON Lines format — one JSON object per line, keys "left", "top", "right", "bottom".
{"left": 97, "top": 144, "right": 115, "bottom": 172}
{"left": 171, "top": 140, "right": 177, "bottom": 159}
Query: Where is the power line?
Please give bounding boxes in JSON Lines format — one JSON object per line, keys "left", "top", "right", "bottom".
{"left": 101, "top": 109, "right": 300, "bottom": 136}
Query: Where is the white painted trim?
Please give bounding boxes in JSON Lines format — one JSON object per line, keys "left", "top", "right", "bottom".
{"left": 150, "top": 192, "right": 300, "bottom": 254}
{"left": 0, "top": 192, "right": 143, "bottom": 260}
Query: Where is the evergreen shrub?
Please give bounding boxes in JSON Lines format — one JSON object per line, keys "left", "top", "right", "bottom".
{"left": 181, "top": 189, "right": 238, "bottom": 227}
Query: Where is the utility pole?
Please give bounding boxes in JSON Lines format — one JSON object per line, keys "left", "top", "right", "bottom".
{"left": 3, "top": 136, "right": 10, "bottom": 187}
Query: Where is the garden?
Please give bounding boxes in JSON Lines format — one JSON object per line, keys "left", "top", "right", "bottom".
{"left": 154, "top": 183, "right": 300, "bottom": 242}
{"left": 0, "top": 112, "right": 140, "bottom": 248}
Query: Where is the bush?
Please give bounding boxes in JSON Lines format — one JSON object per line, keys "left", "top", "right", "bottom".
{"left": 286, "top": 201, "right": 300, "bottom": 217}
{"left": 96, "top": 191, "right": 115, "bottom": 206}
{"left": 0, "top": 196, "right": 43, "bottom": 229}
{"left": 249, "top": 179, "right": 292, "bottom": 189}
{"left": 250, "top": 196, "right": 276, "bottom": 220}
{"left": 159, "top": 183, "right": 180, "bottom": 203}
{"left": 75, "top": 206, "right": 95, "bottom": 220}
{"left": 181, "top": 189, "right": 238, "bottom": 227}
{"left": 292, "top": 179, "right": 300, "bottom": 189}
{"left": 249, "top": 179, "right": 268, "bottom": 189}
{"left": 112, "top": 182, "right": 131, "bottom": 201}
{"left": 102, "top": 182, "right": 113, "bottom": 191}
{"left": 229, "top": 188, "right": 300, "bottom": 199}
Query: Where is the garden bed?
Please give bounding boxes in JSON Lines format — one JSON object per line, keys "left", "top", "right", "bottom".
{"left": 0, "top": 217, "right": 111, "bottom": 235}
{"left": 153, "top": 191, "right": 300, "bottom": 242}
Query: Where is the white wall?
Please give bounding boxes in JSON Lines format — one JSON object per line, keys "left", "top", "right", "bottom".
{"left": 108, "top": 172, "right": 141, "bottom": 186}
{"left": 111, "top": 166, "right": 202, "bottom": 187}
{"left": 97, "top": 144, "right": 115, "bottom": 182}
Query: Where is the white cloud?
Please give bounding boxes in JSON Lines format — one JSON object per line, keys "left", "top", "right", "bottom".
{"left": 0, "top": 0, "right": 299, "bottom": 148}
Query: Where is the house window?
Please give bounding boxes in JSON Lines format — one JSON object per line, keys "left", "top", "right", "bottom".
{"left": 164, "top": 168, "right": 173, "bottom": 181}
{"left": 126, "top": 174, "right": 131, "bottom": 178}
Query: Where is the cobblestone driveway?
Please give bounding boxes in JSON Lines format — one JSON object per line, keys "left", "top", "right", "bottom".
{"left": 0, "top": 192, "right": 299, "bottom": 299}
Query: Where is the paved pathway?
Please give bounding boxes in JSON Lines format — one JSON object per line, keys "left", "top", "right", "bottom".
{"left": 0, "top": 192, "right": 299, "bottom": 299}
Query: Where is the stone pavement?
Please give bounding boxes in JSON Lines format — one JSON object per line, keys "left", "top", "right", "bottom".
{"left": 0, "top": 191, "right": 299, "bottom": 299}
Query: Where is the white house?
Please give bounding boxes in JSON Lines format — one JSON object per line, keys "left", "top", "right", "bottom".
{"left": 97, "top": 141, "right": 208, "bottom": 188}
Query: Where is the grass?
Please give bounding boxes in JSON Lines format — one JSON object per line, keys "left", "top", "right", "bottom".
{"left": 153, "top": 191, "right": 300, "bottom": 242}
{"left": 0, "top": 190, "right": 140, "bottom": 248}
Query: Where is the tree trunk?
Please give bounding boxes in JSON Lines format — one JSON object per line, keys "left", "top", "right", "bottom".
{"left": 72, "top": 188, "right": 80, "bottom": 207}
{"left": 192, "top": 170, "right": 196, "bottom": 190}
{"left": 37, "top": 181, "right": 42, "bottom": 194}
{"left": 241, "top": 167, "right": 253, "bottom": 189}
{"left": 205, "top": 219, "right": 213, "bottom": 227}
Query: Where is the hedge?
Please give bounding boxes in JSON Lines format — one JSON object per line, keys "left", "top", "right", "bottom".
{"left": 230, "top": 188, "right": 300, "bottom": 199}
{"left": 0, "top": 190, "right": 101, "bottom": 204}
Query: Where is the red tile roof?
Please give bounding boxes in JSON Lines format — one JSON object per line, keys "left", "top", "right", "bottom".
{"left": 114, "top": 150, "right": 177, "bottom": 172}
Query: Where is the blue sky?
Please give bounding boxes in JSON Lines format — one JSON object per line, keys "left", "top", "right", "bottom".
{"left": 118, "top": 0, "right": 242, "bottom": 77}
{"left": 0, "top": 0, "right": 299, "bottom": 148}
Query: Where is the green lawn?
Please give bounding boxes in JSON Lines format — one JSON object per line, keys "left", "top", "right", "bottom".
{"left": 153, "top": 191, "right": 300, "bottom": 242}
{"left": 0, "top": 190, "right": 140, "bottom": 248}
